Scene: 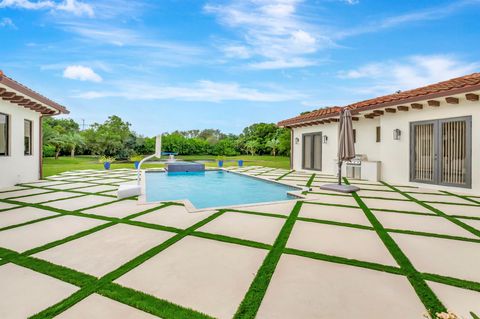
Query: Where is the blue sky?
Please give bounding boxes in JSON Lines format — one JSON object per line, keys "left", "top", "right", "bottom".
{"left": 1, "top": 0, "right": 479, "bottom": 135}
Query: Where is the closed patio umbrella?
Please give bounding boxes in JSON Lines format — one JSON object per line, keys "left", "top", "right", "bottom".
{"left": 337, "top": 109, "right": 355, "bottom": 185}
{"left": 320, "top": 109, "right": 360, "bottom": 193}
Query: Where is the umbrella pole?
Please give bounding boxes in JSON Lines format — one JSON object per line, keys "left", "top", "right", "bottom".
{"left": 338, "top": 161, "right": 342, "bottom": 185}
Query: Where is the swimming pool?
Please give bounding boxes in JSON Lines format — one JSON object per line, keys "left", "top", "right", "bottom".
{"left": 145, "top": 170, "right": 300, "bottom": 209}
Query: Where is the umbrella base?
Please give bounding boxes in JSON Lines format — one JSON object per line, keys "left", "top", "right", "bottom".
{"left": 320, "top": 184, "right": 360, "bottom": 193}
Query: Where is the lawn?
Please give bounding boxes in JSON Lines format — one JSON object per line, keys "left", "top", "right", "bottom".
{"left": 42, "top": 155, "right": 290, "bottom": 177}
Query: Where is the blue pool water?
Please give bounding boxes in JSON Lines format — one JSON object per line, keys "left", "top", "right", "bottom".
{"left": 145, "top": 170, "right": 298, "bottom": 209}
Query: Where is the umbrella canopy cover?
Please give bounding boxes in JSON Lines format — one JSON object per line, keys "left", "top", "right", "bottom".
{"left": 337, "top": 109, "right": 356, "bottom": 162}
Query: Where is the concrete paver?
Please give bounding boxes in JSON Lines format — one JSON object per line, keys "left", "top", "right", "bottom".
{"left": 116, "top": 236, "right": 267, "bottom": 319}
{"left": 0, "top": 215, "right": 106, "bottom": 252}
{"left": 391, "top": 233, "right": 480, "bottom": 282}
{"left": 198, "top": 211, "right": 285, "bottom": 244}
{"left": 287, "top": 221, "right": 398, "bottom": 266}
{"left": 55, "top": 294, "right": 159, "bottom": 319}
{"left": 0, "top": 264, "right": 77, "bottom": 319}
{"left": 34, "top": 224, "right": 174, "bottom": 277}
{"left": 256, "top": 254, "right": 426, "bottom": 319}
{"left": 0, "top": 206, "right": 58, "bottom": 229}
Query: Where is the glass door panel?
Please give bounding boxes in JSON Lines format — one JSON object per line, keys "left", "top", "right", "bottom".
{"left": 410, "top": 116, "right": 471, "bottom": 188}
{"left": 302, "top": 133, "right": 322, "bottom": 171}
{"left": 313, "top": 134, "right": 322, "bottom": 170}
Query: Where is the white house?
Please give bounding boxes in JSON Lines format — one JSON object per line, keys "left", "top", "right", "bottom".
{"left": 279, "top": 72, "right": 480, "bottom": 194}
{"left": 0, "top": 71, "right": 69, "bottom": 188}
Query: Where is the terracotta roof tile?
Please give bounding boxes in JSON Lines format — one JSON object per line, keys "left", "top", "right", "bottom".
{"left": 278, "top": 106, "right": 342, "bottom": 127}
{"left": 278, "top": 72, "right": 480, "bottom": 127}
{"left": 346, "top": 72, "right": 480, "bottom": 111}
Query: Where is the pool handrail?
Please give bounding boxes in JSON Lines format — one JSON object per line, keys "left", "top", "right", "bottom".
{"left": 136, "top": 134, "right": 162, "bottom": 185}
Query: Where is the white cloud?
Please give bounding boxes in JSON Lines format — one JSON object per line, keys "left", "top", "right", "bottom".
{"left": 74, "top": 80, "right": 304, "bottom": 102}
{"left": 0, "top": 0, "right": 94, "bottom": 17}
{"left": 0, "top": 0, "right": 53, "bottom": 10}
{"left": 338, "top": 55, "right": 479, "bottom": 95}
{"left": 205, "top": 0, "right": 331, "bottom": 69}
{"left": 56, "top": 0, "right": 93, "bottom": 17}
{"left": 0, "top": 17, "right": 16, "bottom": 28}
{"left": 250, "top": 57, "right": 317, "bottom": 70}
{"left": 335, "top": 0, "right": 479, "bottom": 39}
{"left": 222, "top": 45, "right": 252, "bottom": 59}
{"left": 58, "top": 22, "right": 207, "bottom": 67}
{"left": 63, "top": 65, "right": 102, "bottom": 82}
{"left": 61, "top": 22, "right": 204, "bottom": 53}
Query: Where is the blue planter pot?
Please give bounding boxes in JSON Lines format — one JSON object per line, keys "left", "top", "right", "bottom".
{"left": 218, "top": 160, "right": 224, "bottom": 167}
{"left": 104, "top": 162, "right": 111, "bottom": 170}
{"left": 238, "top": 160, "right": 244, "bottom": 167}
{"left": 134, "top": 161, "right": 140, "bottom": 169}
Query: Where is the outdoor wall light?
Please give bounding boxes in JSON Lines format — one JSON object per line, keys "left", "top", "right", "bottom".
{"left": 393, "top": 129, "right": 401, "bottom": 140}
{"left": 323, "top": 135, "right": 328, "bottom": 144}
{"left": 295, "top": 137, "right": 300, "bottom": 144}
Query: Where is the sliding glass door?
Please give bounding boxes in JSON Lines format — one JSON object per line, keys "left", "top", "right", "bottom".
{"left": 410, "top": 116, "right": 471, "bottom": 188}
{"left": 302, "top": 132, "right": 322, "bottom": 171}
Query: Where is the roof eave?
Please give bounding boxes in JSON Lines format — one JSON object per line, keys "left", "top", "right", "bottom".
{"left": 348, "top": 84, "right": 480, "bottom": 113}
{"left": 0, "top": 72, "right": 69, "bottom": 115}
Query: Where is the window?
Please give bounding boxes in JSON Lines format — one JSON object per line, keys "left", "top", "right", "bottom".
{"left": 24, "top": 120, "right": 32, "bottom": 155}
{"left": 0, "top": 113, "right": 8, "bottom": 156}
{"left": 376, "top": 126, "right": 381, "bottom": 143}
{"left": 353, "top": 129, "right": 357, "bottom": 143}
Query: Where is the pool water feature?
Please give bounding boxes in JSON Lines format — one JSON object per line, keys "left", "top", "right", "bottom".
{"left": 145, "top": 170, "right": 300, "bottom": 209}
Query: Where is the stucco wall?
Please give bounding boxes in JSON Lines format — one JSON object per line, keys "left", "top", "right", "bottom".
{"left": 290, "top": 91, "right": 480, "bottom": 194}
{"left": 0, "top": 100, "right": 41, "bottom": 188}
{"left": 378, "top": 92, "right": 480, "bottom": 194}
{"left": 352, "top": 117, "right": 380, "bottom": 161}
{"left": 291, "top": 123, "right": 338, "bottom": 174}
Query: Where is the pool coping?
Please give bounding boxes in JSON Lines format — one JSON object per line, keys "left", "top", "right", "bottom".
{"left": 136, "top": 168, "right": 308, "bottom": 212}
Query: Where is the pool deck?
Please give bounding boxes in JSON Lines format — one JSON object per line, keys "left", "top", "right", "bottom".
{"left": 0, "top": 166, "right": 479, "bottom": 318}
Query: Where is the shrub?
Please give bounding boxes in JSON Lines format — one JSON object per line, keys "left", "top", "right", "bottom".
{"left": 43, "top": 145, "right": 56, "bottom": 157}
{"left": 98, "top": 156, "right": 116, "bottom": 164}
{"left": 129, "top": 155, "right": 143, "bottom": 162}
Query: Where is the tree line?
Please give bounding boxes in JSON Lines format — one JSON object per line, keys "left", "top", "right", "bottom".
{"left": 42, "top": 115, "right": 291, "bottom": 159}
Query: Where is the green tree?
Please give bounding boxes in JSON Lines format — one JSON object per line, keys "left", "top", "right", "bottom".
{"left": 266, "top": 138, "right": 280, "bottom": 156}
{"left": 277, "top": 129, "right": 291, "bottom": 156}
{"left": 42, "top": 117, "right": 81, "bottom": 159}
{"left": 43, "top": 129, "right": 68, "bottom": 159}
{"left": 213, "top": 138, "right": 238, "bottom": 156}
{"left": 82, "top": 116, "right": 134, "bottom": 158}
{"left": 64, "top": 133, "right": 85, "bottom": 158}
{"left": 245, "top": 140, "right": 260, "bottom": 155}
{"left": 241, "top": 123, "right": 278, "bottom": 154}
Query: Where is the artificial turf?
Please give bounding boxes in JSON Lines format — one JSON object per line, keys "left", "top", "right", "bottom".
{"left": 0, "top": 168, "right": 478, "bottom": 318}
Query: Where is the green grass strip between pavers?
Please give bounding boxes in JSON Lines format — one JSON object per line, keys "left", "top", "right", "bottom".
{"left": 0, "top": 246, "right": 95, "bottom": 287}
{"left": 275, "top": 170, "right": 294, "bottom": 181}
{"left": 386, "top": 228, "right": 480, "bottom": 244}
{"left": 422, "top": 273, "right": 480, "bottom": 292}
{"left": 344, "top": 178, "right": 446, "bottom": 316}
{"left": 0, "top": 214, "right": 62, "bottom": 232}
{"left": 233, "top": 201, "right": 303, "bottom": 319}
{"left": 191, "top": 231, "right": 272, "bottom": 250}
{"left": 98, "top": 283, "right": 214, "bottom": 319}
{"left": 441, "top": 190, "right": 480, "bottom": 205}
{"left": 305, "top": 173, "right": 316, "bottom": 188}
{"left": 382, "top": 182, "right": 480, "bottom": 239}
{"left": 284, "top": 247, "right": 404, "bottom": 275}
{"left": 29, "top": 210, "right": 226, "bottom": 319}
